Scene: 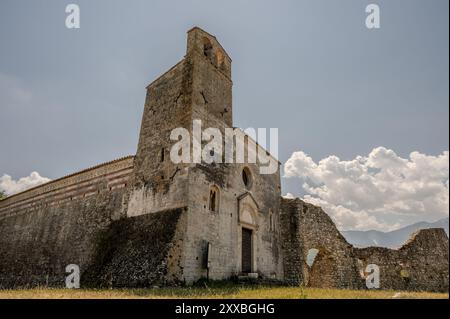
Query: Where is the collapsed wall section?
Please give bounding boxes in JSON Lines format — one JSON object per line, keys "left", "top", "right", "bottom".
{"left": 280, "top": 198, "right": 361, "bottom": 289}
{"left": 280, "top": 197, "right": 449, "bottom": 292}
{"left": 354, "top": 228, "right": 449, "bottom": 292}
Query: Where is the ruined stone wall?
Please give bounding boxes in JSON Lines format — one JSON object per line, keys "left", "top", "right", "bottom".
{"left": 280, "top": 197, "right": 449, "bottom": 292}
{"left": 280, "top": 198, "right": 361, "bottom": 289}
{"left": 354, "top": 228, "right": 449, "bottom": 292}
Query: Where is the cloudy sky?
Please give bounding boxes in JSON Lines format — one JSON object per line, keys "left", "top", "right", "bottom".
{"left": 0, "top": 0, "right": 448, "bottom": 231}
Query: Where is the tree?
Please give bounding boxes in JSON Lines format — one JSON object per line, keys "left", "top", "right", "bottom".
{"left": 0, "top": 190, "right": 6, "bottom": 200}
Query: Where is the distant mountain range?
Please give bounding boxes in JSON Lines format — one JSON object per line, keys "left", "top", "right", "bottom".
{"left": 341, "top": 217, "right": 449, "bottom": 249}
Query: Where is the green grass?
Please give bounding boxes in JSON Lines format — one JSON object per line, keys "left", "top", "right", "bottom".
{"left": 0, "top": 284, "right": 447, "bottom": 299}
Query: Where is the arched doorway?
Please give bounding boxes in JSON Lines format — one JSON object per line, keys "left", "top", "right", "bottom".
{"left": 241, "top": 228, "right": 253, "bottom": 274}
{"left": 237, "top": 192, "right": 259, "bottom": 274}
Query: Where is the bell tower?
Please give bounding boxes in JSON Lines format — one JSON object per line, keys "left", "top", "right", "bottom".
{"left": 186, "top": 27, "right": 233, "bottom": 128}
{"left": 128, "top": 27, "right": 233, "bottom": 216}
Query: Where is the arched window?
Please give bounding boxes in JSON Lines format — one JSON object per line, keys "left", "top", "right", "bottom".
{"left": 210, "top": 191, "right": 216, "bottom": 211}
{"left": 209, "top": 186, "right": 219, "bottom": 212}
{"left": 242, "top": 167, "right": 253, "bottom": 189}
{"left": 269, "top": 209, "right": 274, "bottom": 231}
{"left": 203, "top": 37, "right": 214, "bottom": 60}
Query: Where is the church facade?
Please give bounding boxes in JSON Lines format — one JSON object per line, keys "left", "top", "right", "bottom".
{"left": 0, "top": 28, "right": 447, "bottom": 291}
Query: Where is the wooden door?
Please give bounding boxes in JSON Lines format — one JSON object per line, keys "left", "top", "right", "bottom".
{"left": 242, "top": 228, "right": 252, "bottom": 273}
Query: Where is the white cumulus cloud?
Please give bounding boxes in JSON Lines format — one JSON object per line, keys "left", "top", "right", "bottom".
{"left": 0, "top": 172, "right": 51, "bottom": 196}
{"left": 284, "top": 147, "right": 449, "bottom": 231}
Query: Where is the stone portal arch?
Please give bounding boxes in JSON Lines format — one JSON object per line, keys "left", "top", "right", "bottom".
{"left": 237, "top": 192, "right": 259, "bottom": 274}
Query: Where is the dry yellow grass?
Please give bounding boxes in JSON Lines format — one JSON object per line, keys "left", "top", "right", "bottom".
{"left": 0, "top": 286, "right": 447, "bottom": 299}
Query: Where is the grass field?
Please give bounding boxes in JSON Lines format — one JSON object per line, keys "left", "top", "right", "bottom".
{"left": 0, "top": 285, "right": 447, "bottom": 299}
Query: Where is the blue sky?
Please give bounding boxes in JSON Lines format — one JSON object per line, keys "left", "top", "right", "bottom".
{"left": 0, "top": 0, "right": 448, "bottom": 230}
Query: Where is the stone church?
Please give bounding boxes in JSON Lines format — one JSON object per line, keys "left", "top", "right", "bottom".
{"left": 0, "top": 27, "right": 448, "bottom": 292}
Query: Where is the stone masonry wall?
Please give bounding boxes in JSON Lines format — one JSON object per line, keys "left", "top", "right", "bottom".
{"left": 354, "top": 228, "right": 449, "bottom": 292}
{"left": 183, "top": 159, "right": 283, "bottom": 283}
{"left": 126, "top": 58, "right": 192, "bottom": 217}
{"left": 0, "top": 157, "right": 134, "bottom": 288}
{"left": 280, "top": 197, "right": 449, "bottom": 292}
{"left": 82, "top": 207, "right": 187, "bottom": 288}
{"left": 2, "top": 26, "right": 447, "bottom": 293}
{"left": 0, "top": 188, "right": 127, "bottom": 288}
{"left": 0, "top": 156, "right": 134, "bottom": 220}
{"left": 178, "top": 27, "right": 283, "bottom": 282}
{"left": 280, "top": 198, "right": 361, "bottom": 289}
{"left": 0, "top": 159, "right": 188, "bottom": 288}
